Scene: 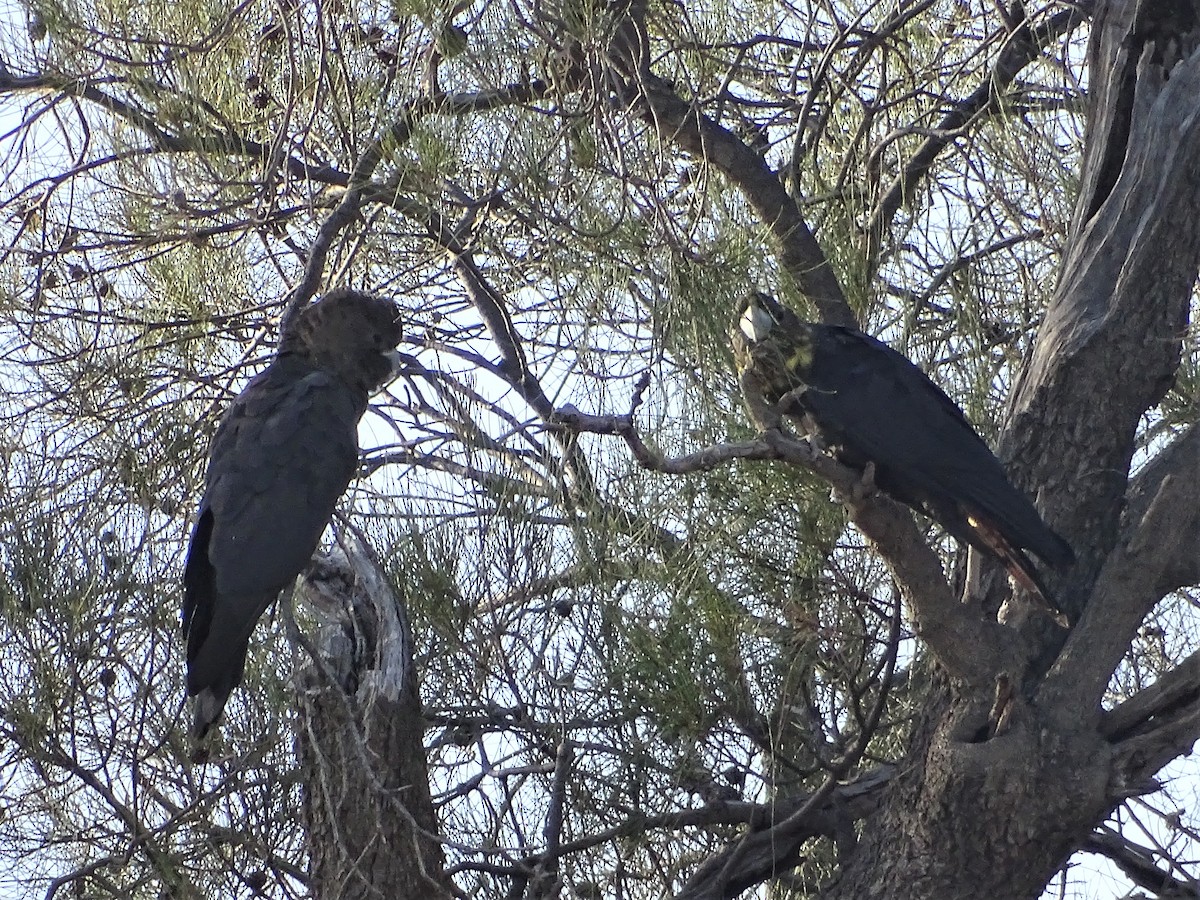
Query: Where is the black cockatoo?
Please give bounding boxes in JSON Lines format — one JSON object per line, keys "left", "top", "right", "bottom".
{"left": 183, "top": 289, "right": 402, "bottom": 740}
{"left": 732, "top": 291, "right": 1073, "bottom": 607}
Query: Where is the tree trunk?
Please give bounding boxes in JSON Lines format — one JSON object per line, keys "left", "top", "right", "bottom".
{"left": 822, "top": 2, "right": 1200, "bottom": 897}
{"left": 825, "top": 682, "right": 1111, "bottom": 900}
{"left": 295, "top": 540, "right": 451, "bottom": 899}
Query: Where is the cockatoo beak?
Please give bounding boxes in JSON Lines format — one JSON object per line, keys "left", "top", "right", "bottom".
{"left": 739, "top": 301, "right": 775, "bottom": 343}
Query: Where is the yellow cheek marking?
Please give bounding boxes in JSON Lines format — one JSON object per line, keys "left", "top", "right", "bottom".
{"left": 787, "top": 349, "right": 812, "bottom": 372}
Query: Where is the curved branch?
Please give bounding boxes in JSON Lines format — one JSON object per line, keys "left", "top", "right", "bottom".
{"left": 0, "top": 70, "right": 551, "bottom": 192}
{"left": 374, "top": 192, "right": 597, "bottom": 499}
{"left": 0, "top": 71, "right": 353, "bottom": 185}
{"left": 286, "top": 80, "right": 552, "bottom": 317}
{"left": 0, "top": 68, "right": 554, "bottom": 330}
{"left": 632, "top": 72, "right": 853, "bottom": 328}
{"left": 589, "top": 0, "right": 852, "bottom": 327}
{"left": 361, "top": 448, "right": 560, "bottom": 501}
{"left": 1104, "top": 665, "right": 1200, "bottom": 802}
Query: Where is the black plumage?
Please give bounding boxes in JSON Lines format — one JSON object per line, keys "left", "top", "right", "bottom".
{"left": 182, "top": 289, "right": 402, "bottom": 740}
{"left": 732, "top": 291, "right": 1073, "bottom": 605}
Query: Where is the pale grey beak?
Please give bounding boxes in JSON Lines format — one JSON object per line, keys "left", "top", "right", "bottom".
{"left": 739, "top": 302, "right": 774, "bottom": 343}
{"left": 369, "top": 350, "right": 407, "bottom": 395}
{"left": 383, "top": 350, "right": 405, "bottom": 380}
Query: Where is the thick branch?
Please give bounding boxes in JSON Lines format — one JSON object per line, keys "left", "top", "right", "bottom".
{"left": 1103, "top": 648, "right": 1200, "bottom": 742}
{"left": 1070, "top": 1, "right": 1199, "bottom": 232}
{"left": 1108, "top": 685, "right": 1200, "bottom": 799}
{"left": 672, "top": 765, "right": 896, "bottom": 900}
{"left": 631, "top": 72, "right": 852, "bottom": 327}
{"left": 1122, "top": 424, "right": 1200, "bottom": 594}
{"left": 295, "top": 540, "right": 452, "bottom": 899}
{"left": 1042, "top": 444, "right": 1200, "bottom": 715}
{"left": 1085, "top": 826, "right": 1200, "bottom": 898}
{"left": 583, "top": 3, "right": 851, "bottom": 327}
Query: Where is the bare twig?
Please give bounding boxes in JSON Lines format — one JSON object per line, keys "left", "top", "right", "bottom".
{"left": 865, "top": 4, "right": 1092, "bottom": 256}
{"left": 554, "top": 404, "right": 1017, "bottom": 682}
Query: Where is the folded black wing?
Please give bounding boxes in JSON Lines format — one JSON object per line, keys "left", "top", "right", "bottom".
{"left": 800, "top": 326, "right": 1072, "bottom": 568}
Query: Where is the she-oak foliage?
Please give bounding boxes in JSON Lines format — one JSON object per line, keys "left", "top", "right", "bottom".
{"left": 0, "top": 1, "right": 1198, "bottom": 899}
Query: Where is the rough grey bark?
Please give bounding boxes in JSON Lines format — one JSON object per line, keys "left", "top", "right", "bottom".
{"left": 563, "top": 1, "right": 1200, "bottom": 897}
{"left": 294, "top": 540, "right": 451, "bottom": 899}
{"left": 820, "top": 2, "right": 1200, "bottom": 898}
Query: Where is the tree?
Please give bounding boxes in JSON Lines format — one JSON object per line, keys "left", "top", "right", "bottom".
{"left": 0, "top": 0, "right": 1197, "bottom": 897}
